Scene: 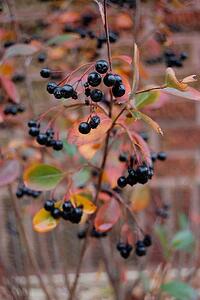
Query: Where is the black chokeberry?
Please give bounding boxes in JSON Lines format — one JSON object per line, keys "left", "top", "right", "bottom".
{"left": 114, "top": 74, "right": 122, "bottom": 85}
{"left": 87, "top": 72, "right": 102, "bottom": 87}
{"left": 53, "top": 140, "right": 63, "bottom": 151}
{"left": 53, "top": 87, "right": 63, "bottom": 99}
{"left": 135, "top": 240, "right": 146, "bottom": 257}
{"left": 112, "top": 84, "right": 126, "bottom": 97}
{"left": 151, "top": 152, "right": 157, "bottom": 162}
{"left": 40, "top": 68, "right": 51, "bottom": 78}
{"left": 78, "top": 122, "right": 91, "bottom": 134}
{"left": 28, "top": 120, "right": 37, "bottom": 128}
{"left": 47, "top": 82, "right": 57, "bottom": 94}
{"left": 89, "top": 115, "right": 100, "bottom": 129}
{"left": 85, "top": 88, "right": 91, "bottom": 97}
{"left": 143, "top": 234, "right": 152, "bottom": 247}
{"left": 95, "top": 59, "right": 109, "bottom": 74}
{"left": 29, "top": 127, "right": 40, "bottom": 137}
{"left": 90, "top": 89, "right": 103, "bottom": 102}
{"left": 136, "top": 165, "right": 149, "bottom": 184}
{"left": 72, "top": 91, "right": 78, "bottom": 100}
{"left": 16, "top": 189, "right": 23, "bottom": 198}
{"left": 61, "top": 211, "right": 71, "bottom": 220}
{"left": 51, "top": 207, "right": 61, "bottom": 219}
{"left": 44, "top": 200, "right": 54, "bottom": 212}
{"left": 36, "top": 133, "right": 48, "bottom": 145}
{"left": 117, "top": 176, "right": 127, "bottom": 188}
{"left": 127, "top": 169, "right": 137, "bottom": 186}
{"left": 116, "top": 242, "right": 126, "bottom": 251}
{"left": 62, "top": 201, "right": 73, "bottom": 212}
{"left": 61, "top": 84, "right": 74, "bottom": 98}
{"left": 118, "top": 153, "right": 127, "bottom": 162}
{"left": 109, "top": 32, "right": 118, "bottom": 43}
{"left": 157, "top": 151, "right": 167, "bottom": 161}
{"left": 180, "top": 52, "right": 188, "bottom": 60}
{"left": 103, "top": 73, "right": 116, "bottom": 87}
{"left": 77, "top": 229, "right": 87, "bottom": 239}
{"left": 38, "top": 52, "right": 47, "bottom": 63}
{"left": 120, "top": 248, "right": 130, "bottom": 259}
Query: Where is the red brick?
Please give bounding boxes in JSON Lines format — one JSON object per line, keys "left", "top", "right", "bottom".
{"left": 151, "top": 100, "right": 196, "bottom": 122}
{"left": 160, "top": 127, "right": 200, "bottom": 150}
{"left": 155, "top": 157, "right": 196, "bottom": 177}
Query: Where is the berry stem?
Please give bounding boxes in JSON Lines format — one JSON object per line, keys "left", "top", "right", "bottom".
{"left": 136, "top": 84, "right": 167, "bottom": 95}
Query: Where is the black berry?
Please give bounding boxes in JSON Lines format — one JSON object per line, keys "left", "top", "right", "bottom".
{"left": 61, "top": 84, "right": 74, "bottom": 98}
{"left": 47, "top": 82, "right": 57, "bottom": 94}
{"left": 53, "top": 87, "right": 63, "bottom": 99}
{"left": 78, "top": 122, "right": 91, "bottom": 134}
{"left": 118, "top": 153, "right": 127, "bottom": 162}
{"left": 87, "top": 72, "right": 102, "bottom": 87}
{"left": 62, "top": 201, "right": 73, "bottom": 212}
{"left": 28, "top": 120, "right": 37, "bottom": 128}
{"left": 44, "top": 200, "right": 55, "bottom": 212}
{"left": 40, "top": 68, "right": 51, "bottom": 78}
{"left": 95, "top": 60, "right": 109, "bottom": 74}
{"left": 112, "top": 84, "right": 126, "bottom": 97}
{"left": 38, "top": 52, "right": 47, "bottom": 63}
{"left": 29, "top": 127, "right": 40, "bottom": 137}
{"left": 51, "top": 207, "right": 61, "bottom": 219}
{"left": 89, "top": 115, "right": 100, "bottom": 129}
{"left": 36, "top": 133, "right": 48, "bottom": 145}
{"left": 103, "top": 73, "right": 116, "bottom": 87}
{"left": 90, "top": 89, "right": 103, "bottom": 102}
{"left": 157, "top": 151, "right": 167, "bottom": 161}
{"left": 143, "top": 235, "right": 152, "bottom": 247}
{"left": 117, "top": 176, "right": 127, "bottom": 188}
{"left": 53, "top": 140, "right": 63, "bottom": 151}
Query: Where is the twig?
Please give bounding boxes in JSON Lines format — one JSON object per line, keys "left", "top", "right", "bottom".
{"left": 8, "top": 185, "right": 53, "bottom": 300}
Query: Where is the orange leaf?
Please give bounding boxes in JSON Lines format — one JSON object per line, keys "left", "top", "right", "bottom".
{"left": 94, "top": 198, "right": 121, "bottom": 232}
{"left": 78, "top": 142, "right": 102, "bottom": 160}
{"left": 0, "top": 75, "right": 20, "bottom": 103}
{"left": 67, "top": 113, "right": 112, "bottom": 146}
{"left": 131, "top": 186, "right": 150, "bottom": 212}
{"left": 70, "top": 193, "right": 97, "bottom": 214}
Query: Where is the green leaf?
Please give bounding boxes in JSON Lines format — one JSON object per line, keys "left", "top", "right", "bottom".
{"left": 63, "top": 140, "right": 77, "bottom": 157}
{"left": 171, "top": 229, "right": 195, "bottom": 251}
{"left": 161, "top": 280, "right": 197, "bottom": 300}
{"left": 154, "top": 225, "right": 170, "bottom": 258}
{"left": 24, "top": 164, "right": 64, "bottom": 191}
{"left": 135, "top": 90, "right": 159, "bottom": 109}
{"left": 178, "top": 213, "right": 189, "bottom": 230}
{"left": 46, "top": 34, "right": 79, "bottom": 46}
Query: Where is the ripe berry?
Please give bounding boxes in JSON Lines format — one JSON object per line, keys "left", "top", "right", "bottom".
{"left": 29, "top": 127, "right": 40, "bottom": 137}
{"left": 16, "top": 189, "right": 23, "bottom": 198}
{"left": 36, "top": 133, "right": 48, "bottom": 145}
{"left": 114, "top": 74, "right": 122, "bottom": 85}
{"left": 118, "top": 153, "right": 127, "bottom": 162}
{"left": 51, "top": 208, "right": 61, "bottom": 219}
{"left": 72, "top": 91, "right": 78, "bottom": 100}
{"left": 28, "top": 120, "right": 37, "bottom": 128}
{"left": 151, "top": 152, "right": 157, "bottom": 162}
{"left": 85, "top": 88, "right": 91, "bottom": 97}
{"left": 62, "top": 201, "right": 72, "bottom": 212}
{"left": 143, "top": 234, "right": 152, "bottom": 247}
{"left": 44, "top": 200, "right": 54, "bottom": 212}
{"left": 140, "top": 132, "right": 149, "bottom": 142}
{"left": 116, "top": 242, "right": 126, "bottom": 251}
{"left": 127, "top": 169, "right": 137, "bottom": 186}
{"left": 103, "top": 73, "right": 116, "bottom": 87}
{"left": 77, "top": 229, "right": 87, "bottom": 239}
{"left": 136, "top": 165, "right": 149, "bottom": 184}
{"left": 40, "top": 68, "right": 51, "bottom": 78}
{"left": 53, "top": 140, "right": 63, "bottom": 151}
{"left": 38, "top": 52, "right": 47, "bottom": 63}
{"left": 47, "top": 82, "right": 57, "bottom": 94}
{"left": 112, "top": 84, "right": 126, "bottom": 97}
{"left": 90, "top": 89, "right": 103, "bottom": 102}
{"left": 61, "top": 210, "right": 71, "bottom": 220}
{"left": 157, "top": 151, "right": 167, "bottom": 161}
{"left": 180, "top": 52, "right": 188, "bottom": 60}
{"left": 53, "top": 87, "right": 63, "bottom": 99}
{"left": 95, "top": 59, "right": 109, "bottom": 74}
{"left": 89, "top": 115, "right": 100, "bottom": 129}
{"left": 120, "top": 248, "right": 130, "bottom": 259}
{"left": 109, "top": 32, "right": 118, "bottom": 43}
{"left": 87, "top": 72, "right": 102, "bottom": 87}
{"left": 78, "top": 122, "right": 91, "bottom": 134}
{"left": 117, "top": 176, "right": 127, "bottom": 188}
{"left": 61, "top": 84, "right": 74, "bottom": 98}
{"left": 135, "top": 240, "right": 147, "bottom": 257}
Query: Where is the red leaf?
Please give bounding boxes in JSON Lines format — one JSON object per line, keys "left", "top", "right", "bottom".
{"left": 113, "top": 55, "right": 132, "bottom": 65}
{"left": 132, "top": 131, "right": 152, "bottom": 166}
{"left": 94, "top": 198, "right": 121, "bottom": 232}
{"left": 0, "top": 76, "right": 20, "bottom": 103}
{"left": 0, "top": 159, "right": 20, "bottom": 187}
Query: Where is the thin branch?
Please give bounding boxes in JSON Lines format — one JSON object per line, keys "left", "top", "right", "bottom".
{"left": 136, "top": 84, "right": 167, "bottom": 95}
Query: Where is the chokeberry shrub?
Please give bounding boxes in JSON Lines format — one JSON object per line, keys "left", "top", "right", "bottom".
{"left": 0, "top": 1, "right": 200, "bottom": 299}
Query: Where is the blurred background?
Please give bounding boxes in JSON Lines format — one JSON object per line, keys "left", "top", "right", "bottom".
{"left": 0, "top": 0, "right": 200, "bottom": 299}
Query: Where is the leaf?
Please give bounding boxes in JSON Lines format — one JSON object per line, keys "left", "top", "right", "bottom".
{"left": 165, "top": 68, "right": 187, "bottom": 91}
{"left": 182, "top": 75, "right": 197, "bottom": 84}
{"left": 113, "top": 55, "right": 132, "bottom": 65}
{"left": 154, "top": 224, "right": 170, "bottom": 258}
{"left": 135, "top": 90, "right": 159, "bottom": 109}
{"left": 163, "top": 86, "right": 200, "bottom": 101}
{"left": 131, "top": 185, "right": 150, "bottom": 212}
{"left": 2, "top": 44, "right": 38, "bottom": 60}
{"left": 23, "top": 164, "right": 64, "bottom": 191}
{"left": 33, "top": 201, "right": 61, "bottom": 233}
{"left": 70, "top": 194, "right": 96, "bottom": 214}
{"left": 0, "top": 159, "right": 20, "bottom": 187}
{"left": 78, "top": 142, "right": 102, "bottom": 160}
{"left": 161, "top": 280, "right": 197, "bottom": 300}
{"left": 94, "top": 0, "right": 105, "bottom": 25}
{"left": 46, "top": 34, "right": 79, "bottom": 46}
{"left": 130, "top": 110, "right": 163, "bottom": 135}
{"left": 0, "top": 76, "right": 20, "bottom": 103}
{"left": 63, "top": 140, "right": 77, "bottom": 157}
{"left": 94, "top": 198, "right": 121, "bottom": 232}
{"left": 171, "top": 230, "right": 195, "bottom": 251}
{"left": 131, "top": 131, "right": 152, "bottom": 166}
{"left": 67, "top": 113, "right": 112, "bottom": 146}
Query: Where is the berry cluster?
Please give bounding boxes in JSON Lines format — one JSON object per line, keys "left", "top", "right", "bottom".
{"left": 78, "top": 115, "right": 101, "bottom": 134}
{"left": 28, "top": 120, "right": 63, "bottom": 151}
{"left": 164, "top": 50, "right": 188, "bottom": 67}
{"left": 44, "top": 200, "right": 83, "bottom": 224}
{"left": 4, "top": 103, "right": 25, "bottom": 116}
{"left": 16, "top": 184, "right": 41, "bottom": 198}
{"left": 117, "top": 150, "right": 167, "bottom": 188}
{"left": 116, "top": 242, "right": 133, "bottom": 259}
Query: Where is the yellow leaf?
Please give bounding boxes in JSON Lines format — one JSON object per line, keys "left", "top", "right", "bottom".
{"left": 131, "top": 186, "right": 150, "bottom": 212}
{"left": 71, "top": 194, "right": 96, "bottom": 214}
{"left": 78, "top": 142, "right": 102, "bottom": 160}
{"left": 165, "top": 68, "right": 187, "bottom": 91}
{"left": 33, "top": 201, "right": 62, "bottom": 233}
